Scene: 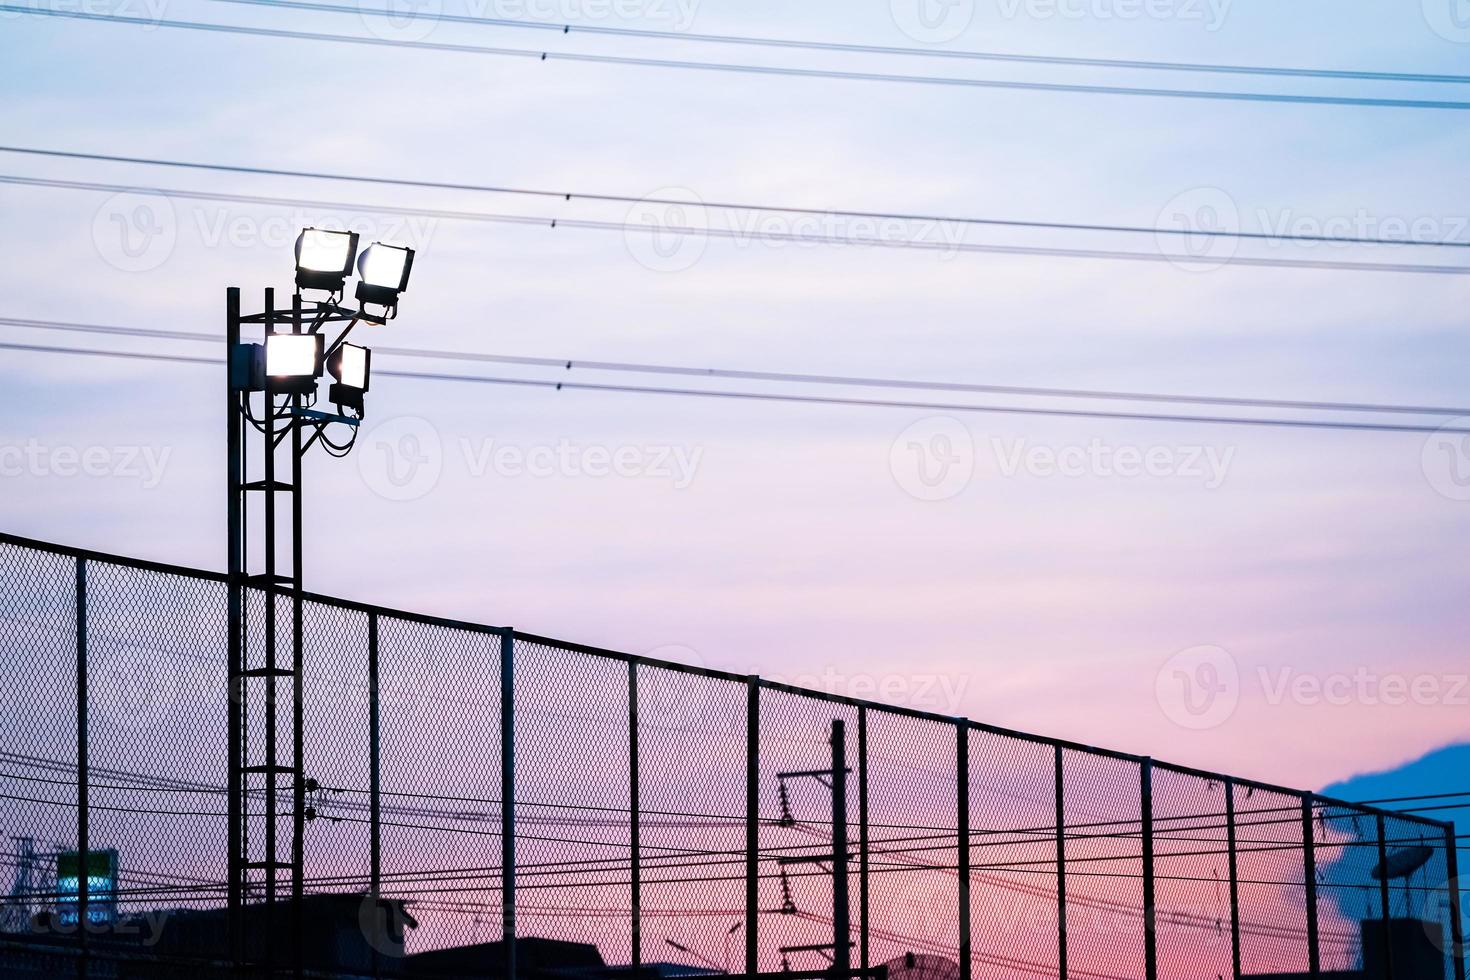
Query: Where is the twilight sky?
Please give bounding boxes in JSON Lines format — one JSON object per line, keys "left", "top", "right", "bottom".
{"left": 1, "top": 0, "right": 1468, "bottom": 794}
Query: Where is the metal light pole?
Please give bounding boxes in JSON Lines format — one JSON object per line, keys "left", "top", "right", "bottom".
{"left": 226, "top": 230, "right": 415, "bottom": 975}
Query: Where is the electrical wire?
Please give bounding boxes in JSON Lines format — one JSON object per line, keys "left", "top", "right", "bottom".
{"left": 4, "top": 338, "right": 1470, "bottom": 437}
{"left": 204, "top": 0, "right": 1470, "bottom": 87}
{"left": 11, "top": 173, "right": 1470, "bottom": 275}
{"left": 8, "top": 315, "right": 1470, "bottom": 420}
{"left": 6, "top": 145, "right": 1470, "bottom": 253}
{"left": 8, "top": 5, "right": 1470, "bottom": 111}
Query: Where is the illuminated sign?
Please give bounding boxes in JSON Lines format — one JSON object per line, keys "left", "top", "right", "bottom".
{"left": 55, "top": 849, "right": 118, "bottom": 928}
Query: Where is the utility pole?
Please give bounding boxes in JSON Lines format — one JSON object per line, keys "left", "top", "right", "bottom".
{"left": 226, "top": 230, "right": 417, "bottom": 975}
{"left": 775, "top": 719, "right": 855, "bottom": 977}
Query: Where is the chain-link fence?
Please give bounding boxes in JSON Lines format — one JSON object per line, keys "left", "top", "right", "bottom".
{"left": 0, "top": 531, "right": 1463, "bottom": 980}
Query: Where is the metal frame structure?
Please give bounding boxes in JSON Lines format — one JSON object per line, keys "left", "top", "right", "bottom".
{"left": 226, "top": 286, "right": 370, "bottom": 975}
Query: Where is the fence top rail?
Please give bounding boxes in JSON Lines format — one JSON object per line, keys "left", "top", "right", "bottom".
{"left": 0, "top": 529, "right": 228, "bottom": 583}
{"left": 1, "top": 529, "right": 1447, "bottom": 832}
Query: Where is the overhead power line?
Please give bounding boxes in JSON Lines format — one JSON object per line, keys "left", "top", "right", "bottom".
{"left": 208, "top": 0, "right": 1470, "bottom": 87}
{"left": 9, "top": 173, "right": 1470, "bottom": 275}
{"left": 3, "top": 336, "right": 1470, "bottom": 437}
{"left": 10, "top": 5, "right": 1470, "bottom": 111}
{"left": 6, "top": 315, "right": 1470, "bottom": 420}
{"left": 6, "top": 145, "right": 1469, "bottom": 252}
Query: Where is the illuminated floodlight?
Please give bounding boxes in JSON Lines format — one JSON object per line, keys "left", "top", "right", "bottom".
{"left": 355, "top": 243, "right": 414, "bottom": 317}
{"left": 327, "top": 342, "right": 372, "bottom": 411}
{"left": 265, "top": 332, "right": 324, "bottom": 394}
{"left": 294, "top": 228, "right": 359, "bottom": 293}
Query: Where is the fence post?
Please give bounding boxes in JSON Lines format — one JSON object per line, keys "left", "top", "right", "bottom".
{"left": 831, "top": 720, "right": 851, "bottom": 979}
{"left": 1055, "top": 745, "right": 1067, "bottom": 980}
{"left": 225, "top": 285, "right": 243, "bottom": 965}
{"left": 74, "top": 556, "right": 88, "bottom": 979}
{"left": 368, "top": 611, "right": 381, "bottom": 980}
{"left": 1141, "top": 758, "right": 1157, "bottom": 980}
{"left": 1376, "top": 814, "right": 1395, "bottom": 980}
{"left": 1303, "top": 795, "right": 1320, "bottom": 978}
{"left": 500, "top": 630, "right": 516, "bottom": 980}
{"left": 957, "top": 723, "right": 971, "bottom": 980}
{"left": 858, "top": 706, "right": 869, "bottom": 978}
{"left": 1446, "top": 820, "right": 1466, "bottom": 980}
{"left": 745, "top": 676, "right": 760, "bottom": 976}
{"left": 629, "top": 661, "right": 640, "bottom": 978}
{"left": 1226, "top": 779, "right": 1241, "bottom": 980}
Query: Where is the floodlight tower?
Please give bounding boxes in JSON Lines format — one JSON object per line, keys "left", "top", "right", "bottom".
{"left": 225, "top": 230, "right": 416, "bottom": 973}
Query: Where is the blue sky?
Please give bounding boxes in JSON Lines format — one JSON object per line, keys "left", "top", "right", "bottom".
{"left": 1, "top": 0, "right": 1469, "bottom": 790}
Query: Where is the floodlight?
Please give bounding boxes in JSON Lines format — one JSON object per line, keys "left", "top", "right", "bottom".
{"left": 327, "top": 343, "right": 372, "bottom": 411}
{"left": 355, "top": 243, "right": 414, "bottom": 316}
{"left": 265, "top": 332, "right": 325, "bottom": 394}
{"left": 294, "top": 228, "right": 359, "bottom": 293}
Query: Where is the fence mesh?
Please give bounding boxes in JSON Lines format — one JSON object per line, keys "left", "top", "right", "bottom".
{"left": 0, "top": 534, "right": 1461, "bottom": 980}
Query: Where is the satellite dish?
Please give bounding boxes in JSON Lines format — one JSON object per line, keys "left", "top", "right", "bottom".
{"left": 883, "top": 953, "right": 961, "bottom": 980}
{"left": 1371, "top": 845, "right": 1434, "bottom": 881}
